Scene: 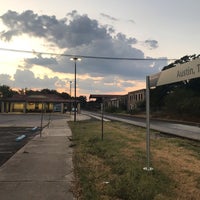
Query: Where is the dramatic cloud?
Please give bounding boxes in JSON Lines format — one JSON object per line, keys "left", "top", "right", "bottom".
{"left": 0, "top": 10, "right": 166, "bottom": 95}
{"left": 0, "top": 10, "right": 110, "bottom": 48}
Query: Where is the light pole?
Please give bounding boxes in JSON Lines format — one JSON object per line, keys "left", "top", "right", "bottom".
{"left": 69, "top": 81, "right": 72, "bottom": 115}
{"left": 0, "top": 92, "right": 2, "bottom": 113}
{"left": 70, "top": 57, "right": 81, "bottom": 122}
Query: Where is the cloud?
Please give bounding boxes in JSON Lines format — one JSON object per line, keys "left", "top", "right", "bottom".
{"left": 100, "top": 13, "right": 135, "bottom": 24}
{"left": 144, "top": 39, "right": 159, "bottom": 49}
{"left": 0, "top": 70, "right": 63, "bottom": 90}
{"left": 0, "top": 10, "right": 166, "bottom": 95}
{"left": 48, "top": 37, "right": 165, "bottom": 80}
{"left": 0, "top": 10, "right": 110, "bottom": 48}
{"left": 79, "top": 75, "right": 132, "bottom": 94}
{"left": 13, "top": 69, "right": 63, "bottom": 89}
{"left": 0, "top": 74, "right": 13, "bottom": 86}
{"left": 128, "top": 19, "right": 135, "bottom": 24}
{"left": 100, "top": 13, "right": 119, "bottom": 21}
{"left": 24, "top": 55, "right": 58, "bottom": 68}
{"left": 115, "top": 32, "right": 137, "bottom": 44}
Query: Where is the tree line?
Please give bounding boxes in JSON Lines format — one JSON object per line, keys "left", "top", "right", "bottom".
{"left": 0, "top": 85, "right": 87, "bottom": 108}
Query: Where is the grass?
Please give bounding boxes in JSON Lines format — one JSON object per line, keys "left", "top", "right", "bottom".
{"left": 70, "top": 120, "right": 171, "bottom": 199}
{"left": 69, "top": 119, "right": 200, "bottom": 200}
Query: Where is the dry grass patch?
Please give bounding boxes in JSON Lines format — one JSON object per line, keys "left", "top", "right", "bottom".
{"left": 152, "top": 137, "right": 200, "bottom": 200}
{"left": 69, "top": 120, "right": 200, "bottom": 200}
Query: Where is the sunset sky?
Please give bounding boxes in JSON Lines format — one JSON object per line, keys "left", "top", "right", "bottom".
{"left": 0, "top": 0, "right": 199, "bottom": 99}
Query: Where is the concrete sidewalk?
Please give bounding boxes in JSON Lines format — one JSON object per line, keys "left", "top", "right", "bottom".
{"left": 0, "top": 116, "right": 80, "bottom": 200}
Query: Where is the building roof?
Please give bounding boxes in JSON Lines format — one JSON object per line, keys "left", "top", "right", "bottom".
{"left": 3, "top": 94, "right": 71, "bottom": 103}
{"left": 89, "top": 94, "right": 123, "bottom": 99}
{"left": 128, "top": 89, "right": 146, "bottom": 95}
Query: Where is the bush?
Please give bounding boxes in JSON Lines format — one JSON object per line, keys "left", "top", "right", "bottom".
{"left": 164, "top": 88, "right": 200, "bottom": 116}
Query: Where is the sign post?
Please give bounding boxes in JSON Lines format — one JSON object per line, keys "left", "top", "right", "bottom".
{"left": 101, "top": 102, "right": 104, "bottom": 141}
{"left": 144, "top": 57, "right": 200, "bottom": 171}
{"left": 143, "top": 76, "right": 153, "bottom": 171}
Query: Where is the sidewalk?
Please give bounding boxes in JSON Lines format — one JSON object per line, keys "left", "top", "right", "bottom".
{"left": 0, "top": 115, "right": 86, "bottom": 200}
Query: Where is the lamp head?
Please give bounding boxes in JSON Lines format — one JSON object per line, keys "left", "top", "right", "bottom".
{"left": 70, "top": 57, "right": 81, "bottom": 61}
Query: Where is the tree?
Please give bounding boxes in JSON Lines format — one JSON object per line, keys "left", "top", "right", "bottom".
{"left": 0, "top": 85, "right": 17, "bottom": 98}
{"left": 60, "top": 92, "right": 70, "bottom": 99}
{"left": 25, "top": 89, "right": 40, "bottom": 95}
{"left": 40, "top": 88, "right": 59, "bottom": 95}
{"left": 78, "top": 96, "right": 87, "bottom": 108}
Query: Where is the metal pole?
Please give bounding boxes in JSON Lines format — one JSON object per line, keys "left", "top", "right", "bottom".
{"left": 70, "top": 81, "right": 72, "bottom": 116}
{"left": 74, "top": 59, "right": 77, "bottom": 122}
{"left": 143, "top": 76, "right": 153, "bottom": 171}
{"left": 40, "top": 102, "right": 44, "bottom": 138}
{"left": 70, "top": 57, "right": 81, "bottom": 122}
{"left": 101, "top": 102, "right": 104, "bottom": 140}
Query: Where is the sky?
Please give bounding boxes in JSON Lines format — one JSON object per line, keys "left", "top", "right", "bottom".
{"left": 0, "top": 0, "right": 199, "bottom": 99}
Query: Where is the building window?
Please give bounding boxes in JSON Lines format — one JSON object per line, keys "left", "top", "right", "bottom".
{"left": 35, "top": 103, "right": 39, "bottom": 110}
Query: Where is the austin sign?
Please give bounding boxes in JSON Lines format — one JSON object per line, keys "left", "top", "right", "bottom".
{"left": 149, "top": 57, "right": 200, "bottom": 87}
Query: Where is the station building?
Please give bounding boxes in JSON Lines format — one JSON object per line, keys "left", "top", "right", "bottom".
{"left": 89, "top": 88, "right": 146, "bottom": 112}
{"left": 127, "top": 89, "right": 146, "bottom": 111}
{"left": 0, "top": 94, "right": 73, "bottom": 113}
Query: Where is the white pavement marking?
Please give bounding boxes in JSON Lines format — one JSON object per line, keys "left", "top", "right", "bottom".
{"left": 89, "top": 114, "right": 110, "bottom": 122}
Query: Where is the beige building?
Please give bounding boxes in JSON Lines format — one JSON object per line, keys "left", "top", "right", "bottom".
{"left": 89, "top": 90, "right": 146, "bottom": 112}
{"left": 104, "top": 95, "right": 128, "bottom": 110}
{"left": 0, "top": 94, "right": 72, "bottom": 113}
{"left": 89, "top": 94, "right": 127, "bottom": 110}
{"left": 127, "top": 89, "right": 146, "bottom": 111}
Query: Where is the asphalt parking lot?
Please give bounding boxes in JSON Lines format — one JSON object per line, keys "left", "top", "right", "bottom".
{"left": 0, "top": 127, "right": 39, "bottom": 166}
{"left": 0, "top": 113, "right": 69, "bottom": 167}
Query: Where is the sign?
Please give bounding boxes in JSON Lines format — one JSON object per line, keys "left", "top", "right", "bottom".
{"left": 144, "top": 57, "right": 200, "bottom": 171}
{"left": 150, "top": 58, "right": 200, "bottom": 87}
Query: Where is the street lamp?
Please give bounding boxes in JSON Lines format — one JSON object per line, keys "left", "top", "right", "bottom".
{"left": 70, "top": 57, "right": 81, "bottom": 122}
{"left": 69, "top": 81, "right": 72, "bottom": 115}
{"left": 0, "top": 92, "right": 2, "bottom": 113}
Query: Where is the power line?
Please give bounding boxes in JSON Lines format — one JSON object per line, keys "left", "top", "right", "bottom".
{"left": 0, "top": 47, "right": 177, "bottom": 61}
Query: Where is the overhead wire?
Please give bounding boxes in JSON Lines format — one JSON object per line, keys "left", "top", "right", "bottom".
{"left": 0, "top": 47, "right": 177, "bottom": 61}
